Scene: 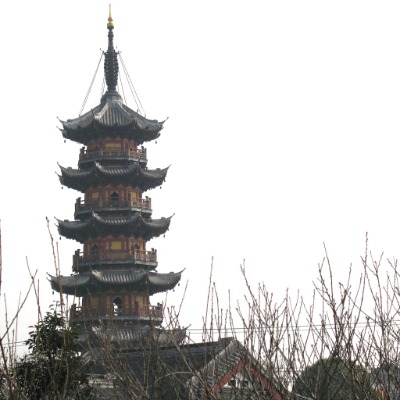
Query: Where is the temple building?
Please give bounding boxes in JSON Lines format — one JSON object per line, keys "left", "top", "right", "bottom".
{"left": 49, "top": 9, "right": 183, "bottom": 348}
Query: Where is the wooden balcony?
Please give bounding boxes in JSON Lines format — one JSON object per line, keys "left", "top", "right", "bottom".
{"left": 73, "top": 249, "right": 157, "bottom": 270}
{"left": 70, "top": 303, "right": 163, "bottom": 321}
{"left": 79, "top": 147, "right": 147, "bottom": 163}
{"left": 75, "top": 197, "right": 151, "bottom": 214}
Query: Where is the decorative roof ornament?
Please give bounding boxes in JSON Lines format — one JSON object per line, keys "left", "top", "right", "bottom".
{"left": 104, "top": 4, "right": 119, "bottom": 92}
{"left": 107, "top": 4, "right": 114, "bottom": 29}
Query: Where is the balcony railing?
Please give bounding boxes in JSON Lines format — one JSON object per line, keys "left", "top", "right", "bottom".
{"left": 75, "top": 197, "right": 151, "bottom": 213}
{"left": 79, "top": 147, "right": 147, "bottom": 162}
{"left": 73, "top": 249, "right": 157, "bottom": 269}
{"left": 70, "top": 303, "right": 163, "bottom": 320}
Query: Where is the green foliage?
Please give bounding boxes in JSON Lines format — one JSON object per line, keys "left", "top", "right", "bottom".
{"left": 292, "top": 358, "right": 373, "bottom": 400}
{"left": 13, "top": 304, "right": 92, "bottom": 399}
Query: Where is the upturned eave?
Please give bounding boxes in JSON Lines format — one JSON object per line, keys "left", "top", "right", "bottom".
{"left": 59, "top": 99, "right": 164, "bottom": 145}
{"left": 56, "top": 213, "right": 172, "bottom": 243}
{"left": 58, "top": 162, "right": 168, "bottom": 192}
{"left": 48, "top": 269, "right": 183, "bottom": 296}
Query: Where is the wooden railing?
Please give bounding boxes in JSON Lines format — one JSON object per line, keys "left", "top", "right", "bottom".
{"left": 73, "top": 249, "right": 157, "bottom": 267}
{"left": 75, "top": 197, "right": 151, "bottom": 212}
{"left": 70, "top": 303, "right": 162, "bottom": 319}
{"left": 79, "top": 147, "right": 147, "bottom": 162}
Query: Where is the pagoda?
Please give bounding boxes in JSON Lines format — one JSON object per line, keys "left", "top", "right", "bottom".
{"left": 49, "top": 9, "right": 183, "bottom": 347}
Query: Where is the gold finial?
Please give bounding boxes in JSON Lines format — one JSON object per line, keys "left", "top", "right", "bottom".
{"left": 107, "top": 4, "right": 114, "bottom": 29}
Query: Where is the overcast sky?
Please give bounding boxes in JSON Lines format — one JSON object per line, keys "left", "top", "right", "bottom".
{"left": 1, "top": 1, "right": 400, "bottom": 348}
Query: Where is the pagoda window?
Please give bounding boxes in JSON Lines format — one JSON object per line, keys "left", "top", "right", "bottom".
{"left": 129, "top": 191, "right": 137, "bottom": 206}
{"left": 132, "top": 299, "right": 139, "bottom": 315}
{"left": 91, "top": 191, "right": 99, "bottom": 206}
{"left": 113, "top": 297, "right": 123, "bottom": 316}
{"left": 111, "top": 191, "right": 119, "bottom": 206}
{"left": 92, "top": 244, "right": 99, "bottom": 258}
{"left": 132, "top": 244, "right": 140, "bottom": 258}
{"left": 90, "top": 296, "right": 99, "bottom": 308}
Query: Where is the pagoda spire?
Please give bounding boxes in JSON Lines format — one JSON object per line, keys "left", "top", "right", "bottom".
{"left": 104, "top": 5, "right": 119, "bottom": 92}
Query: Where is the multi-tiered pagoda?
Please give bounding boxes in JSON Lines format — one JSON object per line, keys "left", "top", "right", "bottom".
{"left": 49, "top": 10, "right": 183, "bottom": 347}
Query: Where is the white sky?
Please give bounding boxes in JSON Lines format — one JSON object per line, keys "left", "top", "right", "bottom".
{"left": 1, "top": 1, "right": 400, "bottom": 348}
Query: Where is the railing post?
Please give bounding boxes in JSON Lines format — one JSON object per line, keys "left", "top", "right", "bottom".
{"left": 73, "top": 249, "right": 80, "bottom": 272}
{"left": 75, "top": 197, "right": 81, "bottom": 213}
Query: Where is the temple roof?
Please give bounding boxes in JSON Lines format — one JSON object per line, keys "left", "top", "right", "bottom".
{"left": 84, "top": 337, "right": 285, "bottom": 400}
{"left": 48, "top": 269, "right": 182, "bottom": 296}
{"left": 59, "top": 100, "right": 165, "bottom": 145}
{"left": 59, "top": 162, "right": 168, "bottom": 192}
{"left": 57, "top": 212, "right": 172, "bottom": 243}
{"left": 88, "top": 325, "right": 187, "bottom": 350}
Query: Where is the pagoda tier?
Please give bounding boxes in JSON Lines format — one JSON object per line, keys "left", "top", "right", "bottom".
{"left": 74, "top": 196, "right": 152, "bottom": 220}
{"left": 58, "top": 162, "right": 168, "bottom": 192}
{"left": 48, "top": 269, "right": 183, "bottom": 297}
{"left": 59, "top": 95, "right": 164, "bottom": 146}
{"left": 78, "top": 145, "right": 147, "bottom": 168}
{"left": 57, "top": 213, "right": 172, "bottom": 243}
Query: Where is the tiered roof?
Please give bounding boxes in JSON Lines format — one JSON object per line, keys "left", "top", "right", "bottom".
{"left": 59, "top": 98, "right": 165, "bottom": 145}
{"left": 58, "top": 162, "right": 168, "bottom": 192}
{"left": 57, "top": 213, "right": 172, "bottom": 243}
{"left": 49, "top": 269, "right": 183, "bottom": 296}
